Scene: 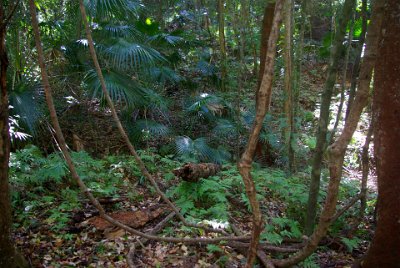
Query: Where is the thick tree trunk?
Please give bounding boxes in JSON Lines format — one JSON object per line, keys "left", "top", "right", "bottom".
{"left": 362, "top": 0, "right": 400, "bottom": 266}
{"left": 238, "top": 1, "right": 283, "bottom": 267}
{"left": 304, "top": 0, "right": 356, "bottom": 235}
{"left": 0, "top": 12, "right": 14, "bottom": 268}
{"left": 0, "top": 2, "right": 28, "bottom": 267}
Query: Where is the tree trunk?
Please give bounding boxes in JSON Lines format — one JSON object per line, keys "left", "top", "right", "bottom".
{"left": 257, "top": 2, "right": 275, "bottom": 93}
{"left": 238, "top": 1, "right": 284, "bottom": 267}
{"left": 273, "top": 0, "right": 384, "bottom": 266}
{"left": 283, "top": 0, "right": 294, "bottom": 172}
{"left": 217, "top": 0, "right": 227, "bottom": 91}
{"left": 0, "top": 2, "right": 28, "bottom": 267}
{"left": 254, "top": 2, "right": 275, "bottom": 165}
{"left": 362, "top": 0, "right": 400, "bottom": 266}
{"left": 329, "top": 15, "right": 354, "bottom": 145}
{"left": 304, "top": 0, "right": 356, "bottom": 235}
{"left": 358, "top": 120, "right": 373, "bottom": 225}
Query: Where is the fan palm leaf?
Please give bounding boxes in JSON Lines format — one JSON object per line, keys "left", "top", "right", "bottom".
{"left": 84, "top": 69, "right": 150, "bottom": 108}
{"left": 98, "top": 38, "right": 166, "bottom": 70}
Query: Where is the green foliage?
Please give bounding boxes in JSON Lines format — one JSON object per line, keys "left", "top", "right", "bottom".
{"left": 341, "top": 237, "right": 361, "bottom": 252}
{"left": 262, "top": 217, "right": 302, "bottom": 245}
{"left": 167, "top": 176, "right": 229, "bottom": 221}
{"left": 300, "top": 254, "right": 320, "bottom": 268}
{"left": 175, "top": 136, "right": 230, "bottom": 164}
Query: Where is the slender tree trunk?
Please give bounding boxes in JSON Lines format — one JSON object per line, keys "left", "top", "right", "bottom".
{"left": 238, "top": 1, "right": 283, "bottom": 267}
{"left": 329, "top": 16, "right": 354, "bottom": 145}
{"left": 345, "top": 0, "right": 367, "bottom": 121}
{"left": 254, "top": 2, "right": 275, "bottom": 165}
{"left": 217, "top": 0, "right": 227, "bottom": 91}
{"left": 0, "top": 2, "right": 28, "bottom": 267}
{"left": 283, "top": 0, "right": 294, "bottom": 172}
{"left": 292, "top": 0, "right": 308, "bottom": 172}
{"left": 273, "top": 0, "right": 384, "bottom": 266}
{"left": 358, "top": 120, "right": 373, "bottom": 224}
{"left": 362, "top": 1, "right": 400, "bottom": 266}
{"left": 257, "top": 2, "right": 275, "bottom": 94}
{"left": 304, "top": 0, "right": 356, "bottom": 235}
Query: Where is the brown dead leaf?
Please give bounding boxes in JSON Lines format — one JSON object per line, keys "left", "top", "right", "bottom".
{"left": 88, "top": 205, "right": 167, "bottom": 230}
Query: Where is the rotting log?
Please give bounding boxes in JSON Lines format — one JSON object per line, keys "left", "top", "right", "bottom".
{"left": 173, "top": 163, "right": 221, "bottom": 182}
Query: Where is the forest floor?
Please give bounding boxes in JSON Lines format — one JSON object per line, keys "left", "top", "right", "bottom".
{"left": 13, "top": 165, "right": 375, "bottom": 268}
{"left": 11, "top": 62, "right": 377, "bottom": 267}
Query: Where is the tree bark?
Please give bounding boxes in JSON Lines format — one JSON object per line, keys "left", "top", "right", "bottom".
{"left": 0, "top": 2, "right": 28, "bottom": 267}
{"left": 217, "top": 0, "right": 227, "bottom": 91}
{"left": 358, "top": 120, "right": 372, "bottom": 224}
{"left": 304, "top": 0, "right": 356, "bottom": 235}
{"left": 362, "top": 0, "right": 400, "bottom": 266}
{"left": 283, "top": 0, "right": 294, "bottom": 172}
{"left": 273, "top": 0, "right": 384, "bottom": 266}
{"left": 257, "top": 2, "right": 275, "bottom": 94}
{"left": 254, "top": 2, "right": 276, "bottom": 165}
{"left": 238, "top": 1, "right": 283, "bottom": 267}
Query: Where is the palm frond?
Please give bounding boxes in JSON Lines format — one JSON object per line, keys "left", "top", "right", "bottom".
{"left": 84, "top": 0, "right": 141, "bottom": 19}
{"left": 98, "top": 38, "right": 166, "bottom": 70}
{"left": 100, "top": 23, "right": 142, "bottom": 39}
{"left": 131, "top": 119, "right": 171, "bottom": 141}
{"left": 212, "top": 119, "right": 238, "bottom": 138}
{"left": 147, "top": 33, "right": 184, "bottom": 46}
{"left": 196, "top": 60, "right": 217, "bottom": 76}
{"left": 186, "top": 94, "right": 225, "bottom": 120}
{"left": 8, "top": 80, "right": 44, "bottom": 135}
{"left": 84, "top": 69, "right": 150, "bottom": 108}
{"left": 175, "top": 136, "right": 229, "bottom": 164}
{"left": 148, "top": 66, "right": 182, "bottom": 84}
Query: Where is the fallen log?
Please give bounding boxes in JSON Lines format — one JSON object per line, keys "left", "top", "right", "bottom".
{"left": 172, "top": 163, "right": 221, "bottom": 182}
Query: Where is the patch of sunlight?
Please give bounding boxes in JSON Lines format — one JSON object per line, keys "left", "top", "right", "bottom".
{"left": 199, "top": 219, "right": 229, "bottom": 230}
